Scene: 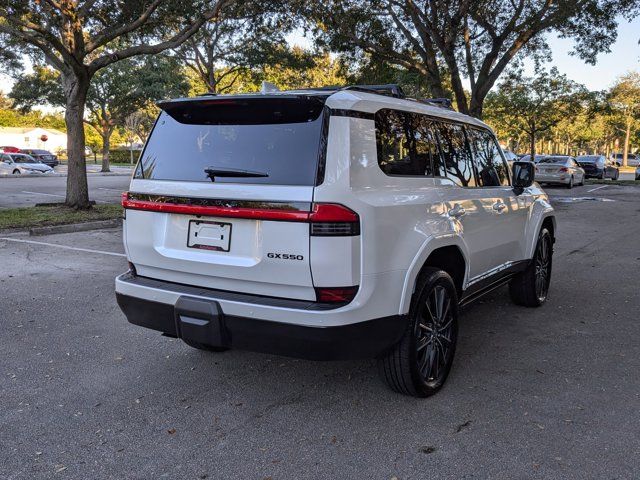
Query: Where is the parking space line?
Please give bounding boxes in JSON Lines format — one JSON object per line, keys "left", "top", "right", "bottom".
{"left": 587, "top": 185, "right": 608, "bottom": 193}
{"left": 98, "top": 187, "right": 125, "bottom": 192}
{"left": 0, "top": 237, "right": 126, "bottom": 257}
{"left": 21, "top": 191, "right": 65, "bottom": 197}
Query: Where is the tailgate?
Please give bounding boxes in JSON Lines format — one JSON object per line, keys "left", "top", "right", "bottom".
{"left": 124, "top": 181, "right": 316, "bottom": 300}
{"left": 122, "top": 95, "right": 328, "bottom": 301}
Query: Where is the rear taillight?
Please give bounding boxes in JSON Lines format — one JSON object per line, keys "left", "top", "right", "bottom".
{"left": 309, "top": 203, "right": 360, "bottom": 236}
{"left": 559, "top": 167, "right": 568, "bottom": 172}
{"left": 315, "top": 286, "right": 359, "bottom": 303}
{"left": 122, "top": 193, "right": 360, "bottom": 236}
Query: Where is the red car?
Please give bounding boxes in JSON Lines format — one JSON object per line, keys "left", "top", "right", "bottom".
{"left": 0, "top": 146, "right": 21, "bottom": 153}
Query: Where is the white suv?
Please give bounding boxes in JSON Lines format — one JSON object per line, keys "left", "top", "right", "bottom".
{"left": 116, "top": 85, "right": 555, "bottom": 397}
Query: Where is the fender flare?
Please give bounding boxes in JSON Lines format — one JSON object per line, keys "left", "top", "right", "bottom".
{"left": 525, "top": 203, "right": 556, "bottom": 259}
{"left": 398, "top": 234, "right": 470, "bottom": 315}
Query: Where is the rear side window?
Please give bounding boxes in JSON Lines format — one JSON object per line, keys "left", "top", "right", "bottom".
{"left": 135, "top": 97, "right": 326, "bottom": 185}
{"left": 433, "top": 123, "right": 476, "bottom": 187}
{"left": 374, "top": 109, "right": 437, "bottom": 176}
{"left": 467, "top": 128, "right": 510, "bottom": 187}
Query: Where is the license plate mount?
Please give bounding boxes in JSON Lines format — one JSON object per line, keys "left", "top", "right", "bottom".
{"left": 187, "top": 220, "right": 232, "bottom": 252}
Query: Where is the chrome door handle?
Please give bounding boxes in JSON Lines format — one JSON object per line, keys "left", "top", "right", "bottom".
{"left": 448, "top": 205, "right": 466, "bottom": 218}
{"left": 492, "top": 202, "right": 507, "bottom": 212}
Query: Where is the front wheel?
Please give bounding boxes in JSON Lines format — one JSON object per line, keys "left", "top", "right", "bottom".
{"left": 12, "top": 169, "right": 20, "bottom": 175}
{"left": 509, "top": 228, "right": 553, "bottom": 307}
{"left": 377, "top": 268, "right": 458, "bottom": 397}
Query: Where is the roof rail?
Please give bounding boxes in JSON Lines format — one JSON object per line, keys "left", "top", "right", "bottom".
{"left": 418, "top": 98, "right": 454, "bottom": 110}
{"left": 196, "top": 92, "right": 217, "bottom": 97}
{"left": 342, "top": 84, "right": 406, "bottom": 99}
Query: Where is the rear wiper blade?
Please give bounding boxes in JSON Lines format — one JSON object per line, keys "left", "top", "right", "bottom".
{"left": 204, "top": 167, "right": 269, "bottom": 181}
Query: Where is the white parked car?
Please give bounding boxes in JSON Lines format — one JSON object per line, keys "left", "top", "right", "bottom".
{"left": 0, "top": 152, "right": 54, "bottom": 175}
{"left": 610, "top": 152, "right": 639, "bottom": 167}
{"left": 116, "top": 85, "right": 556, "bottom": 397}
{"left": 535, "top": 156, "right": 585, "bottom": 188}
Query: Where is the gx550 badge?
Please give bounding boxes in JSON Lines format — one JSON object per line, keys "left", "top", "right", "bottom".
{"left": 267, "top": 253, "right": 304, "bottom": 261}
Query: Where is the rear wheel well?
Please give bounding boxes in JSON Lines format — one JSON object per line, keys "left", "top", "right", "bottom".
{"left": 418, "top": 246, "right": 465, "bottom": 298}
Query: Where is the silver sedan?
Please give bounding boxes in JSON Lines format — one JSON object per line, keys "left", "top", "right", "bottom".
{"left": 0, "top": 153, "right": 54, "bottom": 175}
{"left": 535, "top": 156, "right": 585, "bottom": 189}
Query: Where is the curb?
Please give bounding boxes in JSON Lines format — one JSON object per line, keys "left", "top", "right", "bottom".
{"left": 29, "top": 218, "right": 122, "bottom": 236}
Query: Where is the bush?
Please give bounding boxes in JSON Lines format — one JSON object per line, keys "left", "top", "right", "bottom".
{"left": 108, "top": 149, "right": 140, "bottom": 164}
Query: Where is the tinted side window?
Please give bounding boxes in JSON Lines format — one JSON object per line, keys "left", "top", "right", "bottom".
{"left": 433, "top": 123, "right": 476, "bottom": 187}
{"left": 467, "top": 128, "right": 510, "bottom": 187}
{"left": 375, "top": 109, "right": 437, "bottom": 176}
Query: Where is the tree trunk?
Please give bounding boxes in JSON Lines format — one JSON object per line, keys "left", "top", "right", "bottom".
{"left": 530, "top": 131, "right": 536, "bottom": 159}
{"left": 623, "top": 121, "right": 631, "bottom": 168}
{"left": 62, "top": 71, "right": 91, "bottom": 209}
{"left": 101, "top": 129, "right": 111, "bottom": 173}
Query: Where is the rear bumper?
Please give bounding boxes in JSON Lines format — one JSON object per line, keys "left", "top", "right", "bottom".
{"left": 115, "top": 273, "right": 408, "bottom": 360}
{"left": 536, "top": 173, "right": 570, "bottom": 184}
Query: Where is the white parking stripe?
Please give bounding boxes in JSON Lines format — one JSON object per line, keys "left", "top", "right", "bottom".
{"left": 0, "top": 237, "right": 126, "bottom": 257}
{"left": 98, "top": 187, "right": 125, "bottom": 192}
{"left": 587, "top": 185, "right": 608, "bottom": 193}
{"left": 21, "top": 191, "right": 65, "bottom": 197}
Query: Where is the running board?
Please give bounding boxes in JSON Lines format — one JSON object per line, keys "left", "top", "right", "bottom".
{"left": 458, "top": 267, "right": 527, "bottom": 308}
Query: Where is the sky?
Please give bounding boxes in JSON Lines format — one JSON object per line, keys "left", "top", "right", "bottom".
{"left": 1, "top": 15, "right": 638, "bottom": 99}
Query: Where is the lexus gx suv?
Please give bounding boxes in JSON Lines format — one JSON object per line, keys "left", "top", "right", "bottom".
{"left": 116, "top": 85, "right": 555, "bottom": 397}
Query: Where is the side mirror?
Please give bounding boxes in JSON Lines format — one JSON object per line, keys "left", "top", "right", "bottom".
{"left": 512, "top": 161, "right": 534, "bottom": 195}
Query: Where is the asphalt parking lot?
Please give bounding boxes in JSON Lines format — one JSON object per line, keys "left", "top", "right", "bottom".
{"left": 0, "top": 173, "right": 131, "bottom": 208}
{"left": 1, "top": 184, "right": 639, "bottom": 479}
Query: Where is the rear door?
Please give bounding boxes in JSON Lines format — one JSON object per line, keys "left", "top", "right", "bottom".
{"left": 123, "top": 96, "right": 327, "bottom": 301}
{"left": 433, "top": 122, "right": 504, "bottom": 279}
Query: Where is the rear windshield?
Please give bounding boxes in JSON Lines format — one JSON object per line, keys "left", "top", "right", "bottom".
{"left": 135, "top": 97, "right": 326, "bottom": 185}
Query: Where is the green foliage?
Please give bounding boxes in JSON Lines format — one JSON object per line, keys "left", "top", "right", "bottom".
{"left": 485, "top": 68, "right": 588, "bottom": 155}
{"left": 300, "top": 0, "right": 639, "bottom": 117}
{"left": 259, "top": 48, "right": 346, "bottom": 90}
{"left": 108, "top": 149, "right": 138, "bottom": 164}
{"left": 0, "top": 107, "right": 66, "bottom": 130}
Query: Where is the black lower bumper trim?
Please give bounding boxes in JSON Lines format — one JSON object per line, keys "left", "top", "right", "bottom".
{"left": 116, "top": 292, "right": 408, "bottom": 361}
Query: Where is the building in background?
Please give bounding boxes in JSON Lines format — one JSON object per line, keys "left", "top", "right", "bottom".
{"left": 0, "top": 127, "right": 67, "bottom": 152}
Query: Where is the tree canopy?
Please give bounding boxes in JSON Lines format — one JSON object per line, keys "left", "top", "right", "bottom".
{"left": 0, "top": 0, "right": 235, "bottom": 208}
{"left": 301, "top": 0, "right": 639, "bottom": 118}
{"left": 484, "top": 68, "right": 588, "bottom": 157}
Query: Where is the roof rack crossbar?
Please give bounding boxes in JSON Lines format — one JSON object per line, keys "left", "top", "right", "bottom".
{"left": 418, "top": 98, "right": 454, "bottom": 110}
{"left": 341, "top": 84, "right": 406, "bottom": 99}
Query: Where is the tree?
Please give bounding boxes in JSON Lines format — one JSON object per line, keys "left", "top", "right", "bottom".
{"left": 10, "top": 57, "right": 189, "bottom": 172}
{"left": 259, "top": 47, "right": 346, "bottom": 90}
{"left": 484, "top": 68, "right": 586, "bottom": 158}
{"left": 607, "top": 72, "right": 640, "bottom": 167}
{"left": 173, "top": 3, "right": 291, "bottom": 94}
{"left": 301, "top": 0, "right": 638, "bottom": 118}
{"left": 0, "top": 0, "right": 234, "bottom": 208}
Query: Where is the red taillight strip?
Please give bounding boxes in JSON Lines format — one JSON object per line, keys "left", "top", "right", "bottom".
{"left": 121, "top": 192, "right": 358, "bottom": 224}
{"left": 122, "top": 192, "right": 310, "bottom": 222}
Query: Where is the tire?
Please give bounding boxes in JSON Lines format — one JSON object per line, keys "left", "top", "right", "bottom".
{"left": 614, "top": 170, "right": 620, "bottom": 181}
{"left": 509, "top": 228, "right": 553, "bottom": 307}
{"left": 182, "top": 338, "right": 229, "bottom": 352}
{"left": 567, "top": 176, "right": 574, "bottom": 189}
{"left": 12, "top": 169, "right": 20, "bottom": 175}
{"left": 377, "top": 267, "right": 458, "bottom": 397}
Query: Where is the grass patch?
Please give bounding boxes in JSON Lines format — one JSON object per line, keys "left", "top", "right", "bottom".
{"left": 0, "top": 204, "right": 123, "bottom": 230}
